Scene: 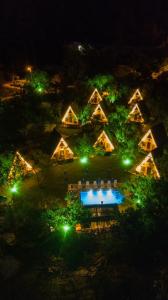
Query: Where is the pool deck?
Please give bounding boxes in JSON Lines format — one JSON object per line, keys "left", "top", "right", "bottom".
{"left": 68, "top": 180, "right": 120, "bottom": 192}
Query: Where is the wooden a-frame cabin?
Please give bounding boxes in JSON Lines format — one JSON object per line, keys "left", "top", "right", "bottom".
{"left": 128, "top": 89, "right": 143, "bottom": 105}
{"left": 93, "top": 130, "right": 114, "bottom": 152}
{"left": 62, "top": 106, "right": 79, "bottom": 126}
{"left": 51, "top": 137, "right": 74, "bottom": 161}
{"left": 135, "top": 152, "right": 160, "bottom": 179}
{"left": 91, "top": 104, "right": 108, "bottom": 124}
{"left": 128, "top": 103, "right": 144, "bottom": 123}
{"left": 138, "top": 129, "right": 157, "bottom": 152}
{"left": 8, "top": 151, "right": 35, "bottom": 180}
{"left": 88, "top": 88, "right": 102, "bottom": 104}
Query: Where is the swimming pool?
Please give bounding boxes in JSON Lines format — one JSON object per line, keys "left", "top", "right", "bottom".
{"left": 80, "top": 189, "right": 124, "bottom": 207}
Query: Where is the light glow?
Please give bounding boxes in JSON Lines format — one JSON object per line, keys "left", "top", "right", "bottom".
{"left": 88, "top": 189, "right": 93, "bottom": 199}
{"left": 123, "top": 158, "right": 132, "bottom": 166}
{"left": 10, "top": 185, "right": 18, "bottom": 193}
{"left": 26, "top": 65, "right": 32, "bottom": 73}
{"left": 91, "top": 104, "right": 108, "bottom": 123}
{"left": 62, "top": 106, "right": 79, "bottom": 125}
{"left": 128, "top": 89, "right": 143, "bottom": 105}
{"left": 36, "top": 86, "right": 43, "bottom": 93}
{"left": 136, "top": 152, "right": 160, "bottom": 179}
{"left": 51, "top": 137, "right": 74, "bottom": 160}
{"left": 62, "top": 224, "right": 70, "bottom": 232}
{"left": 93, "top": 130, "right": 114, "bottom": 152}
{"left": 8, "top": 151, "right": 34, "bottom": 179}
{"left": 128, "top": 103, "right": 144, "bottom": 123}
{"left": 88, "top": 88, "right": 102, "bottom": 104}
{"left": 138, "top": 129, "right": 157, "bottom": 152}
{"left": 80, "top": 157, "right": 88, "bottom": 164}
{"left": 80, "top": 189, "right": 124, "bottom": 206}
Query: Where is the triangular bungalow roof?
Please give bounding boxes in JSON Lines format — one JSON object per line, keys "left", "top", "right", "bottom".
{"left": 8, "top": 151, "right": 35, "bottom": 180}
{"left": 128, "top": 88, "right": 143, "bottom": 105}
{"left": 93, "top": 130, "right": 114, "bottom": 152}
{"left": 135, "top": 152, "right": 160, "bottom": 179}
{"left": 62, "top": 105, "right": 79, "bottom": 126}
{"left": 88, "top": 88, "right": 103, "bottom": 104}
{"left": 91, "top": 104, "right": 108, "bottom": 124}
{"left": 128, "top": 103, "right": 144, "bottom": 123}
{"left": 138, "top": 123, "right": 167, "bottom": 152}
{"left": 51, "top": 137, "right": 74, "bottom": 161}
{"left": 138, "top": 129, "right": 157, "bottom": 152}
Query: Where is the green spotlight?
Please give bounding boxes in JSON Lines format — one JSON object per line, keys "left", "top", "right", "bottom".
{"left": 10, "top": 185, "right": 17, "bottom": 193}
{"left": 80, "top": 157, "right": 88, "bottom": 164}
{"left": 122, "top": 158, "right": 132, "bottom": 166}
{"left": 36, "top": 85, "right": 43, "bottom": 93}
{"left": 62, "top": 224, "right": 70, "bottom": 232}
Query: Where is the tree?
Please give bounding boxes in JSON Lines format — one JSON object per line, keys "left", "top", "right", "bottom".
{"left": 79, "top": 105, "right": 92, "bottom": 125}
{"left": 26, "top": 70, "right": 49, "bottom": 93}
{"left": 43, "top": 196, "right": 91, "bottom": 230}
{"left": 108, "top": 106, "right": 139, "bottom": 161}
{"left": 122, "top": 176, "right": 155, "bottom": 206}
{"left": 88, "top": 75, "right": 128, "bottom": 103}
{"left": 0, "top": 152, "right": 13, "bottom": 185}
{"left": 108, "top": 105, "right": 129, "bottom": 130}
{"left": 74, "top": 134, "right": 94, "bottom": 157}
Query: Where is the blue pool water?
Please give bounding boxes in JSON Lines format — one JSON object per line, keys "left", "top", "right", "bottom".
{"left": 80, "top": 189, "right": 124, "bottom": 207}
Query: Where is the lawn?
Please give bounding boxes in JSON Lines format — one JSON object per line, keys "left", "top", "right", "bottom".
{"left": 17, "top": 155, "right": 130, "bottom": 207}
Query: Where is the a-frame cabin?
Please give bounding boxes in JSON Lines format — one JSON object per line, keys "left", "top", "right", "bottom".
{"left": 135, "top": 152, "right": 160, "bottom": 179}
{"left": 128, "top": 103, "right": 144, "bottom": 123}
{"left": 62, "top": 106, "right": 79, "bottom": 126}
{"left": 138, "top": 129, "right": 157, "bottom": 152}
{"left": 91, "top": 104, "right": 108, "bottom": 124}
{"left": 93, "top": 130, "right": 114, "bottom": 152}
{"left": 128, "top": 89, "right": 143, "bottom": 105}
{"left": 88, "top": 88, "right": 102, "bottom": 104}
{"left": 8, "top": 151, "right": 34, "bottom": 180}
{"left": 51, "top": 137, "right": 74, "bottom": 161}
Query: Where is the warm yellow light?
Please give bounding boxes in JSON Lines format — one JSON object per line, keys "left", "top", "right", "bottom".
{"left": 136, "top": 153, "right": 160, "bottom": 179}
{"left": 88, "top": 88, "right": 103, "bottom": 104}
{"left": 128, "top": 103, "right": 144, "bottom": 123}
{"left": 93, "top": 130, "right": 114, "bottom": 152}
{"left": 26, "top": 65, "right": 32, "bottom": 73}
{"left": 91, "top": 104, "right": 108, "bottom": 123}
{"left": 62, "top": 106, "right": 79, "bottom": 125}
{"left": 51, "top": 137, "right": 74, "bottom": 160}
{"left": 8, "top": 151, "right": 34, "bottom": 179}
{"left": 138, "top": 129, "right": 157, "bottom": 152}
{"left": 128, "top": 89, "right": 143, "bottom": 105}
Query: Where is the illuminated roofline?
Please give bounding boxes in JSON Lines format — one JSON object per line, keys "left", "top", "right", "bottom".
{"left": 128, "top": 88, "right": 143, "bottom": 105}
{"left": 138, "top": 129, "right": 157, "bottom": 149}
{"left": 51, "top": 137, "right": 74, "bottom": 159}
{"left": 91, "top": 104, "right": 108, "bottom": 122}
{"left": 128, "top": 103, "right": 144, "bottom": 122}
{"left": 8, "top": 151, "right": 34, "bottom": 179}
{"left": 15, "top": 151, "right": 33, "bottom": 171}
{"left": 93, "top": 130, "right": 114, "bottom": 150}
{"left": 62, "top": 106, "right": 78, "bottom": 124}
{"left": 88, "top": 88, "right": 103, "bottom": 104}
{"left": 136, "top": 152, "right": 160, "bottom": 178}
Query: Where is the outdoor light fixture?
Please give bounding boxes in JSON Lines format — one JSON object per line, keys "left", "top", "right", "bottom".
{"left": 80, "top": 157, "right": 88, "bottom": 164}
{"left": 10, "top": 185, "right": 18, "bottom": 193}
{"left": 123, "top": 158, "right": 132, "bottom": 166}
{"left": 26, "top": 65, "right": 32, "bottom": 73}
{"left": 36, "top": 86, "right": 43, "bottom": 93}
{"left": 62, "top": 224, "right": 70, "bottom": 232}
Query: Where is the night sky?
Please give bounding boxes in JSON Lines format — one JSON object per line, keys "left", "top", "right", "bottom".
{"left": 1, "top": 1, "right": 168, "bottom": 65}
